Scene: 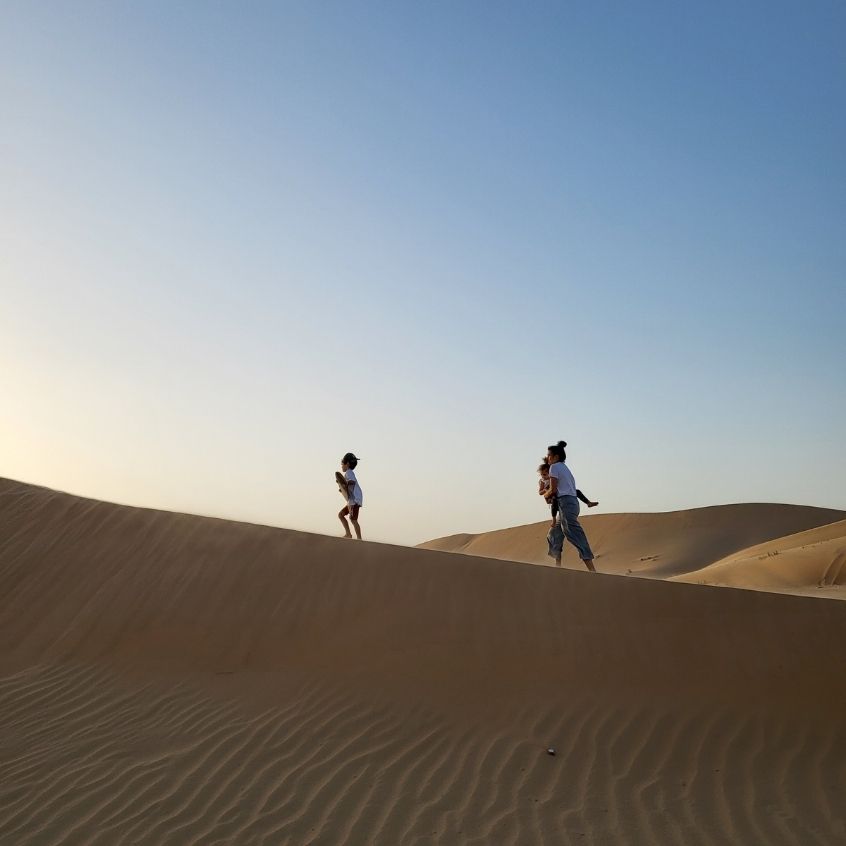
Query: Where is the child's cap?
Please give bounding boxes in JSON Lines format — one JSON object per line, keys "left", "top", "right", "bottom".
{"left": 343, "top": 452, "right": 359, "bottom": 464}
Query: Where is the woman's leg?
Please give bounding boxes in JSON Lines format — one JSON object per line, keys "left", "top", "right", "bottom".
{"left": 547, "top": 520, "right": 564, "bottom": 564}
{"left": 560, "top": 496, "right": 596, "bottom": 571}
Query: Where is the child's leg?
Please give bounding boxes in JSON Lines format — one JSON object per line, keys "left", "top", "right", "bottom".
{"left": 350, "top": 504, "right": 362, "bottom": 539}
{"left": 338, "top": 506, "right": 353, "bottom": 537}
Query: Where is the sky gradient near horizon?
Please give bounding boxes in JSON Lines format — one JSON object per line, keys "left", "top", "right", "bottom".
{"left": 3, "top": 1, "right": 845, "bottom": 544}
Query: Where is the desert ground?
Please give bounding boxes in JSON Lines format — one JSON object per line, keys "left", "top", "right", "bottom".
{"left": 1, "top": 477, "right": 845, "bottom": 845}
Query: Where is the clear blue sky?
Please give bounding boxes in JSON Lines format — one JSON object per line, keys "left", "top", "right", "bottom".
{"left": 2, "top": 1, "right": 844, "bottom": 544}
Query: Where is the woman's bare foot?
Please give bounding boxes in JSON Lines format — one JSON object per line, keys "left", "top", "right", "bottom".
{"left": 583, "top": 558, "right": 596, "bottom": 572}
{"left": 554, "top": 555, "right": 562, "bottom": 567}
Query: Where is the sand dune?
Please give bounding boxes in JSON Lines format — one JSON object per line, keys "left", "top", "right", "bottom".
{"left": 673, "top": 518, "right": 846, "bottom": 598}
{"left": 420, "top": 503, "right": 846, "bottom": 586}
{"left": 2, "top": 477, "right": 846, "bottom": 844}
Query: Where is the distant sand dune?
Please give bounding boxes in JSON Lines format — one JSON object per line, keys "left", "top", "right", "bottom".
{"left": 674, "top": 518, "right": 846, "bottom": 598}
{"left": 2, "top": 478, "right": 845, "bottom": 844}
{"left": 420, "top": 503, "right": 846, "bottom": 589}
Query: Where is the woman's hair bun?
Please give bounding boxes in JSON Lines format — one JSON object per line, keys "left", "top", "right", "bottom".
{"left": 558, "top": 440, "right": 568, "bottom": 449}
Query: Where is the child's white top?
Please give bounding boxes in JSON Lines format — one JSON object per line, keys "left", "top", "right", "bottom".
{"left": 548, "top": 461, "right": 577, "bottom": 497}
{"left": 344, "top": 469, "right": 364, "bottom": 506}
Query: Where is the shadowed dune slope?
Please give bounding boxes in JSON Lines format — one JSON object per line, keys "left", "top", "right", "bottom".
{"left": 419, "top": 503, "right": 846, "bottom": 582}
{"left": 2, "top": 478, "right": 846, "bottom": 845}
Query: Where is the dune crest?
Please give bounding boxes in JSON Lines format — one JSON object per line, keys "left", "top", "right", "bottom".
{"left": 2, "top": 478, "right": 845, "bottom": 844}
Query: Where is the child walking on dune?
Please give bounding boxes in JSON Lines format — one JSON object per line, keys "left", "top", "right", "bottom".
{"left": 338, "top": 452, "right": 363, "bottom": 539}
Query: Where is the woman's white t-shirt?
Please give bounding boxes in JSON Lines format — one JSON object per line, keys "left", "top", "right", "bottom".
{"left": 548, "top": 461, "right": 576, "bottom": 497}
{"left": 344, "top": 469, "right": 364, "bottom": 506}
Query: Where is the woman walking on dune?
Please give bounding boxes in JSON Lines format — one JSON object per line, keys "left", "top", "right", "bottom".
{"left": 546, "top": 440, "right": 597, "bottom": 572}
